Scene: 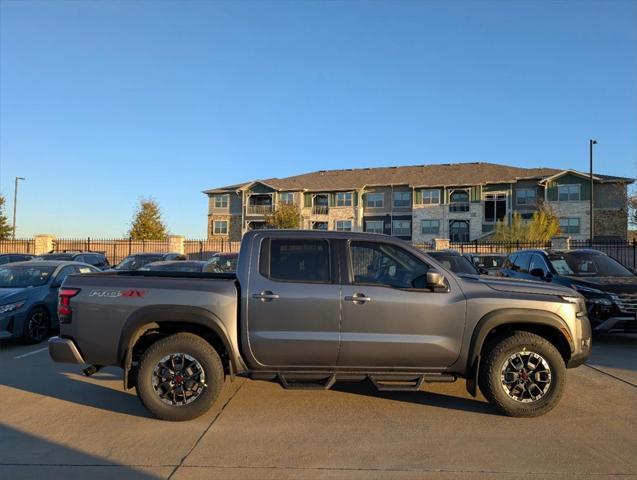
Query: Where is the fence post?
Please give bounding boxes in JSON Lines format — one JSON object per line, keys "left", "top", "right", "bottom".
{"left": 34, "top": 234, "right": 55, "bottom": 255}
{"left": 128, "top": 237, "right": 132, "bottom": 255}
{"left": 199, "top": 241, "right": 203, "bottom": 260}
{"left": 87, "top": 237, "right": 91, "bottom": 251}
{"left": 112, "top": 242, "right": 116, "bottom": 265}
{"left": 168, "top": 235, "right": 185, "bottom": 255}
{"left": 221, "top": 238, "right": 225, "bottom": 252}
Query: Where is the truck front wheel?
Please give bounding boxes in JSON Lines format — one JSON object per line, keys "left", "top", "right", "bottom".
{"left": 136, "top": 333, "right": 224, "bottom": 421}
{"left": 478, "top": 331, "right": 566, "bottom": 417}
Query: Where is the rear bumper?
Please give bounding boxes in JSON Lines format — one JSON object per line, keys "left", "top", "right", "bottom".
{"left": 48, "top": 336, "right": 86, "bottom": 364}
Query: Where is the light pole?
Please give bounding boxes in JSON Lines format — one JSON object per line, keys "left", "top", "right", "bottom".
{"left": 589, "top": 140, "right": 597, "bottom": 243}
{"left": 12, "top": 176, "right": 25, "bottom": 240}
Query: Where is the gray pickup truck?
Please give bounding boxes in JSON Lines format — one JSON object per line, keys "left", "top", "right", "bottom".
{"left": 49, "top": 230, "right": 591, "bottom": 421}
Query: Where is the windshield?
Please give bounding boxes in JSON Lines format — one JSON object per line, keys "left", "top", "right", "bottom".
{"left": 473, "top": 256, "right": 505, "bottom": 269}
{"left": 429, "top": 253, "right": 478, "bottom": 274}
{"left": 34, "top": 254, "right": 72, "bottom": 261}
{"left": 0, "top": 265, "right": 56, "bottom": 287}
{"left": 206, "top": 255, "right": 238, "bottom": 273}
{"left": 143, "top": 262, "right": 204, "bottom": 272}
{"left": 114, "top": 255, "right": 163, "bottom": 271}
{"left": 548, "top": 252, "right": 634, "bottom": 277}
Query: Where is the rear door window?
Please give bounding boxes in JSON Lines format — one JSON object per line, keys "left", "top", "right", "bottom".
{"left": 261, "top": 239, "right": 330, "bottom": 283}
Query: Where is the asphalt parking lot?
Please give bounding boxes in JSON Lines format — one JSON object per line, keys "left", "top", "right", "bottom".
{"left": 1, "top": 334, "right": 636, "bottom": 480}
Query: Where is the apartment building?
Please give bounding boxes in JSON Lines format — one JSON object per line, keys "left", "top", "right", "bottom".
{"left": 204, "top": 162, "right": 632, "bottom": 242}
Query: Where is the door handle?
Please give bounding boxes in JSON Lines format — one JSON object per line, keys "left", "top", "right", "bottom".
{"left": 252, "top": 291, "right": 280, "bottom": 302}
{"left": 344, "top": 293, "right": 371, "bottom": 304}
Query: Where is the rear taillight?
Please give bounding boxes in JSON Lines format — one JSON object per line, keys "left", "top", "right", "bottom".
{"left": 58, "top": 288, "right": 81, "bottom": 323}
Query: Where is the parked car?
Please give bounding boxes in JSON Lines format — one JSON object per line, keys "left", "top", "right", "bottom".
{"left": 427, "top": 250, "right": 481, "bottom": 274}
{"left": 206, "top": 252, "right": 239, "bottom": 273}
{"left": 35, "top": 251, "right": 110, "bottom": 270}
{"left": 141, "top": 260, "right": 210, "bottom": 273}
{"left": 0, "top": 253, "right": 33, "bottom": 265}
{"left": 49, "top": 230, "right": 590, "bottom": 421}
{"left": 0, "top": 261, "right": 100, "bottom": 344}
{"left": 112, "top": 253, "right": 186, "bottom": 271}
{"left": 500, "top": 248, "right": 637, "bottom": 332}
{"left": 463, "top": 253, "right": 507, "bottom": 276}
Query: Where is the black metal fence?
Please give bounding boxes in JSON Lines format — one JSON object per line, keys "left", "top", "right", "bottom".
{"left": 0, "top": 239, "right": 35, "bottom": 255}
{"left": 571, "top": 239, "right": 637, "bottom": 269}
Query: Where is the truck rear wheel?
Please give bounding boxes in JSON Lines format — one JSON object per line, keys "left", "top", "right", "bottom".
{"left": 136, "top": 333, "right": 224, "bottom": 421}
{"left": 478, "top": 331, "right": 566, "bottom": 417}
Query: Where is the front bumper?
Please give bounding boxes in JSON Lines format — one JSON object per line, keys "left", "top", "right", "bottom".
{"left": 48, "top": 336, "right": 86, "bottom": 364}
{"left": 592, "top": 315, "right": 637, "bottom": 333}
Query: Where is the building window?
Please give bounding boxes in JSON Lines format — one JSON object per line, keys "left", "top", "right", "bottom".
{"left": 392, "top": 220, "right": 411, "bottom": 236}
{"left": 336, "top": 192, "right": 353, "bottom": 207}
{"left": 449, "top": 190, "right": 470, "bottom": 212}
{"left": 214, "top": 195, "right": 229, "bottom": 208}
{"left": 393, "top": 191, "right": 411, "bottom": 207}
{"left": 484, "top": 193, "right": 507, "bottom": 223}
{"left": 312, "top": 221, "right": 328, "bottom": 230}
{"left": 279, "top": 192, "right": 294, "bottom": 205}
{"left": 365, "top": 193, "right": 384, "bottom": 208}
{"left": 213, "top": 220, "right": 228, "bottom": 235}
{"left": 365, "top": 220, "right": 384, "bottom": 234}
{"left": 421, "top": 219, "right": 440, "bottom": 234}
{"left": 449, "top": 220, "right": 470, "bottom": 242}
{"left": 516, "top": 188, "right": 536, "bottom": 205}
{"left": 335, "top": 220, "right": 352, "bottom": 231}
{"left": 559, "top": 217, "right": 580, "bottom": 234}
{"left": 421, "top": 189, "right": 440, "bottom": 205}
{"left": 557, "top": 184, "right": 581, "bottom": 201}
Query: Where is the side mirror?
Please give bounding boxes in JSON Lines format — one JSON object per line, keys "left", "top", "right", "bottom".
{"left": 50, "top": 280, "right": 61, "bottom": 289}
{"left": 426, "top": 270, "right": 446, "bottom": 289}
{"left": 530, "top": 268, "right": 544, "bottom": 278}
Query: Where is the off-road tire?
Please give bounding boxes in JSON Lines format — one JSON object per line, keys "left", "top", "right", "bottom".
{"left": 136, "top": 333, "right": 224, "bottom": 421}
{"left": 479, "top": 331, "right": 566, "bottom": 417}
{"left": 21, "top": 307, "right": 51, "bottom": 344}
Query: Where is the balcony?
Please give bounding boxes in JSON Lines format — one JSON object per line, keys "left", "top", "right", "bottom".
{"left": 246, "top": 204, "right": 274, "bottom": 215}
{"left": 312, "top": 205, "right": 329, "bottom": 215}
{"left": 449, "top": 202, "right": 469, "bottom": 213}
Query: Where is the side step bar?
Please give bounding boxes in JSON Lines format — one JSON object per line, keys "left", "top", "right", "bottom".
{"left": 277, "top": 373, "right": 336, "bottom": 390}
{"left": 370, "top": 374, "right": 456, "bottom": 392}
{"left": 259, "top": 372, "right": 457, "bottom": 392}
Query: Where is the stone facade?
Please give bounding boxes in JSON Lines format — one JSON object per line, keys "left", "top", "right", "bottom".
{"left": 546, "top": 201, "right": 590, "bottom": 240}
{"left": 301, "top": 206, "right": 360, "bottom": 231}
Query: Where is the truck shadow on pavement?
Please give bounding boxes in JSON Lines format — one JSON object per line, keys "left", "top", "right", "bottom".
{"left": 331, "top": 381, "right": 498, "bottom": 415}
{"left": 0, "top": 424, "right": 162, "bottom": 479}
{"left": 2, "top": 367, "right": 153, "bottom": 419}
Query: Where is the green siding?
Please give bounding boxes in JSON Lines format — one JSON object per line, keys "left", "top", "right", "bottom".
{"left": 482, "top": 183, "right": 510, "bottom": 193}
{"left": 546, "top": 173, "right": 591, "bottom": 201}
{"left": 248, "top": 183, "right": 275, "bottom": 194}
{"left": 471, "top": 185, "right": 481, "bottom": 202}
{"left": 303, "top": 193, "right": 312, "bottom": 207}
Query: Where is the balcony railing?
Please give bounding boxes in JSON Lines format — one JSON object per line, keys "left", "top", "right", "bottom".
{"left": 312, "top": 205, "right": 329, "bottom": 215}
{"left": 246, "top": 205, "right": 274, "bottom": 215}
{"left": 449, "top": 203, "right": 470, "bottom": 213}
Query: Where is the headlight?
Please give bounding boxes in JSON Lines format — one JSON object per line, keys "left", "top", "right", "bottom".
{"left": 586, "top": 297, "right": 613, "bottom": 306}
{"left": 561, "top": 295, "right": 587, "bottom": 317}
{"left": 0, "top": 301, "right": 26, "bottom": 314}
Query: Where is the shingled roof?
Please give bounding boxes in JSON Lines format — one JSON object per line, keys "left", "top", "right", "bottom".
{"left": 204, "top": 162, "right": 632, "bottom": 194}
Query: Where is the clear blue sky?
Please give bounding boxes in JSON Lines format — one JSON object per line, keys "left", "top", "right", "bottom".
{"left": 1, "top": 0, "right": 635, "bottom": 238}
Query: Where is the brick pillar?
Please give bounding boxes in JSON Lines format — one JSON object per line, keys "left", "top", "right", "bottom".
{"left": 168, "top": 235, "right": 185, "bottom": 254}
{"left": 433, "top": 238, "right": 450, "bottom": 250}
{"left": 34, "top": 234, "right": 55, "bottom": 255}
{"left": 551, "top": 235, "right": 571, "bottom": 251}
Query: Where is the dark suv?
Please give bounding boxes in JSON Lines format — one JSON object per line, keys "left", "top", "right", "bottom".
{"left": 35, "top": 251, "right": 110, "bottom": 270}
{"left": 500, "top": 249, "right": 637, "bottom": 332}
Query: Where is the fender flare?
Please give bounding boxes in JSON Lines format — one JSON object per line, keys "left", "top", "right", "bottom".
{"left": 118, "top": 305, "right": 237, "bottom": 381}
{"left": 464, "top": 308, "right": 574, "bottom": 396}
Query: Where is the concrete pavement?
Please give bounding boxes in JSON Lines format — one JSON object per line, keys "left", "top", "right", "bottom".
{"left": 0, "top": 334, "right": 636, "bottom": 479}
